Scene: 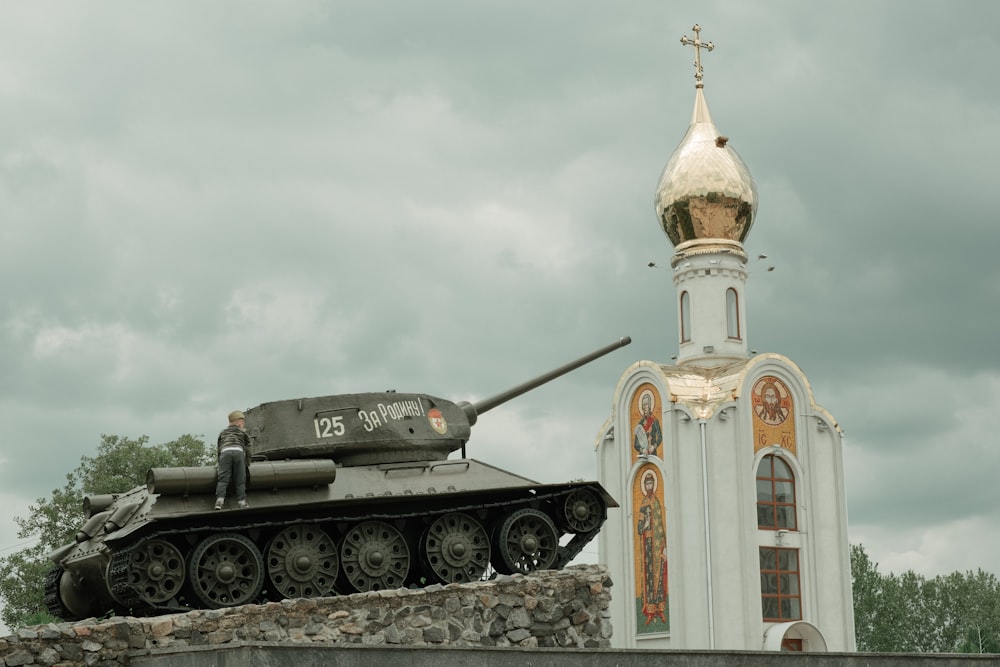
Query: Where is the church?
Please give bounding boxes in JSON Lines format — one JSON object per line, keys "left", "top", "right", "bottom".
{"left": 596, "top": 26, "right": 855, "bottom": 652}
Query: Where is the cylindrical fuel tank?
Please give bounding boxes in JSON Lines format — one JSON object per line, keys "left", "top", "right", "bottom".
{"left": 146, "top": 459, "right": 337, "bottom": 495}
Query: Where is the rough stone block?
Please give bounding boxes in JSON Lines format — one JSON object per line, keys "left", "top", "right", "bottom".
{"left": 37, "top": 646, "right": 60, "bottom": 666}
{"left": 383, "top": 623, "right": 402, "bottom": 644}
{"left": 508, "top": 607, "right": 531, "bottom": 629}
{"left": 422, "top": 626, "right": 447, "bottom": 643}
{"left": 361, "top": 631, "right": 385, "bottom": 645}
{"left": 530, "top": 621, "right": 554, "bottom": 637}
{"left": 506, "top": 628, "right": 531, "bottom": 643}
{"left": 4, "top": 649, "right": 35, "bottom": 666}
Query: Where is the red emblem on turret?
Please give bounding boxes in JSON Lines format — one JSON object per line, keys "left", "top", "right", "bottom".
{"left": 427, "top": 408, "right": 448, "bottom": 435}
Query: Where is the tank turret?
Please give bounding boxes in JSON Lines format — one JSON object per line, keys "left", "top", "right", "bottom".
{"left": 46, "top": 337, "right": 631, "bottom": 621}
{"left": 246, "top": 336, "right": 632, "bottom": 466}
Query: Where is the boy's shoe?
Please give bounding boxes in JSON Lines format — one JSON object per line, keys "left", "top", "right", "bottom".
{"left": 214, "top": 498, "right": 225, "bottom": 510}
{"left": 237, "top": 500, "right": 250, "bottom": 509}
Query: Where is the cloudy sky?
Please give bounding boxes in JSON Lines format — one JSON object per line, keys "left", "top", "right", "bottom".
{"left": 1, "top": 0, "right": 999, "bottom": 627}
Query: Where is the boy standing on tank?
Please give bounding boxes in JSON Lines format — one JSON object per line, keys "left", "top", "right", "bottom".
{"left": 215, "top": 410, "right": 251, "bottom": 510}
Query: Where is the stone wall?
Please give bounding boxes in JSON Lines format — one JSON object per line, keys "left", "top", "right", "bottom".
{"left": 0, "top": 565, "right": 612, "bottom": 666}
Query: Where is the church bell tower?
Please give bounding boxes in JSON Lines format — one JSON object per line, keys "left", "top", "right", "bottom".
{"left": 655, "top": 25, "right": 756, "bottom": 368}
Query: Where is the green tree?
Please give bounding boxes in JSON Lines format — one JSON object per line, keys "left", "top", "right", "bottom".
{"left": 852, "top": 543, "right": 1000, "bottom": 653}
{"left": 851, "top": 545, "right": 922, "bottom": 651}
{"left": 851, "top": 543, "right": 884, "bottom": 651}
{"left": 962, "top": 625, "right": 1000, "bottom": 654}
{"left": 0, "top": 434, "right": 212, "bottom": 629}
{"left": 954, "top": 570, "right": 1000, "bottom": 653}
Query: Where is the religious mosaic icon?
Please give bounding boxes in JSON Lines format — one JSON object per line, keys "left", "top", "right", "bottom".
{"left": 633, "top": 463, "right": 669, "bottom": 634}
{"left": 753, "top": 377, "right": 789, "bottom": 426}
{"left": 751, "top": 375, "right": 796, "bottom": 455}
{"left": 630, "top": 384, "right": 663, "bottom": 461}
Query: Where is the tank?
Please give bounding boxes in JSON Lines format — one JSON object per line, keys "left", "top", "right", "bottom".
{"left": 45, "top": 336, "right": 631, "bottom": 620}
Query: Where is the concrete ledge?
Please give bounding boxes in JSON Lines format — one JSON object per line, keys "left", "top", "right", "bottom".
{"left": 129, "top": 643, "right": 1000, "bottom": 667}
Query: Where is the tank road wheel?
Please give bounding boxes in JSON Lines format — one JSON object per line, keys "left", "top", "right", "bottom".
{"left": 129, "top": 539, "right": 186, "bottom": 605}
{"left": 340, "top": 520, "right": 410, "bottom": 592}
{"left": 421, "top": 513, "right": 490, "bottom": 584}
{"left": 493, "top": 508, "right": 559, "bottom": 575}
{"left": 188, "top": 533, "right": 264, "bottom": 608}
{"left": 561, "top": 488, "right": 607, "bottom": 533}
{"left": 266, "top": 524, "right": 339, "bottom": 599}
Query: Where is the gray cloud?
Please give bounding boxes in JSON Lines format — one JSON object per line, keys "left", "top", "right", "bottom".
{"left": 1, "top": 2, "right": 998, "bottom": 635}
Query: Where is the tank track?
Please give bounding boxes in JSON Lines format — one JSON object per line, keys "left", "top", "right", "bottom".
{"left": 43, "top": 567, "right": 71, "bottom": 620}
{"left": 107, "top": 485, "right": 604, "bottom": 616}
{"left": 108, "top": 550, "right": 143, "bottom": 611}
{"left": 553, "top": 528, "right": 602, "bottom": 569}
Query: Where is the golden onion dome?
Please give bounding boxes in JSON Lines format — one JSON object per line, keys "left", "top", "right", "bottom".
{"left": 654, "top": 79, "right": 757, "bottom": 246}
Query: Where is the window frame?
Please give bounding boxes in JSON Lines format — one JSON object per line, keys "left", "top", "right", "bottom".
{"left": 756, "top": 453, "right": 797, "bottom": 531}
{"left": 726, "top": 287, "right": 741, "bottom": 340}
{"left": 680, "top": 291, "right": 691, "bottom": 343}
{"left": 759, "top": 547, "right": 803, "bottom": 622}
{"left": 782, "top": 637, "right": 803, "bottom": 651}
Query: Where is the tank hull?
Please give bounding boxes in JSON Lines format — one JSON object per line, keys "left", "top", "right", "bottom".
{"left": 47, "top": 459, "right": 616, "bottom": 619}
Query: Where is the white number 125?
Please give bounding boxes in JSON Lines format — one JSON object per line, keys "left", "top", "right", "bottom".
{"left": 314, "top": 416, "right": 345, "bottom": 438}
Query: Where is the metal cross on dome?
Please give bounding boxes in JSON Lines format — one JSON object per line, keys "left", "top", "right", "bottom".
{"left": 680, "top": 24, "right": 714, "bottom": 87}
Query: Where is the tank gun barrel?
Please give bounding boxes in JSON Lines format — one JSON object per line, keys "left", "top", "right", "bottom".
{"left": 458, "top": 336, "right": 631, "bottom": 425}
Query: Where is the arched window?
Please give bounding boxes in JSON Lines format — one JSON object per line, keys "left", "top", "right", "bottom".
{"left": 726, "top": 288, "right": 740, "bottom": 339}
{"left": 756, "top": 454, "right": 797, "bottom": 530}
{"left": 680, "top": 291, "right": 691, "bottom": 343}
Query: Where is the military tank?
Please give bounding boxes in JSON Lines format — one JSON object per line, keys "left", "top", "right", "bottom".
{"left": 45, "top": 336, "right": 631, "bottom": 620}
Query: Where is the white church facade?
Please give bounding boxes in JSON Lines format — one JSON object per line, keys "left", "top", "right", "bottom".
{"left": 596, "top": 26, "right": 855, "bottom": 652}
